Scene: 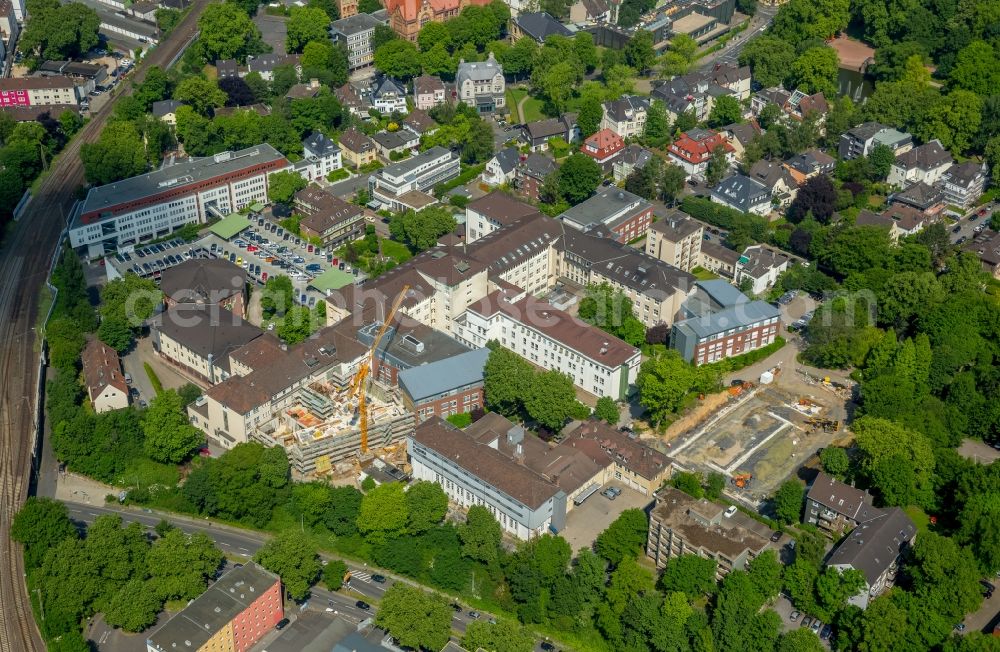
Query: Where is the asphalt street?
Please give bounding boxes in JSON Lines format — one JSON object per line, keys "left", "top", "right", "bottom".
{"left": 698, "top": 5, "right": 778, "bottom": 70}
{"left": 949, "top": 203, "right": 996, "bottom": 244}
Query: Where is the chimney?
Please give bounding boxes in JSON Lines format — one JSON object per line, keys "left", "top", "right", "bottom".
{"left": 507, "top": 425, "right": 524, "bottom": 447}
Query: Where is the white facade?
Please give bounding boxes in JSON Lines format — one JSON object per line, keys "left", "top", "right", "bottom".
{"left": 453, "top": 296, "right": 641, "bottom": 400}
{"left": 368, "top": 146, "right": 460, "bottom": 211}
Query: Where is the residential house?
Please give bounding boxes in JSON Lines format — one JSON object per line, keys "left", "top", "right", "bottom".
{"left": 963, "top": 230, "right": 1000, "bottom": 278}
{"left": 600, "top": 95, "right": 649, "bottom": 139}
{"left": 372, "top": 128, "right": 420, "bottom": 161}
{"left": 510, "top": 11, "right": 572, "bottom": 41}
{"left": 559, "top": 187, "right": 654, "bottom": 243}
{"left": 151, "top": 99, "right": 183, "bottom": 126}
{"left": 667, "top": 128, "right": 734, "bottom": 178}
{"left": 285, "top": 78, "right": 322, "bottom": 100}
{"left": 839, "top": 121, "right": 913, "bottom": 160}
{"left": 646, "top": 487, "right": 775, "bottom": 578}
{"left": 580, "top": 128, "right": 625, "bottom": 168}
{"left": 399, "top": 347, "right": 489, "bottom": 421}
{"left": 455, "top": 52, "right": 505, "bottom": 114}
{"left": 784, "top": 89, "right": 828, "bottom": 122}
{"left": 215, "top": 59, "right": 239, "bottom": 79}
{"left": 805, "top": 471, "right": 878, "bottom": 534}
{"left": 453, "top": 288, "right": 642, "bottom": 399}
{"left": 700, "top": 240, "right": 740, "bottom": 278}
{"left": 889, "top": 181, "right": 946, "bottom": 217}
{"left": 855, "top": 209, "right": 909, "bottom": 243}
{"left": 339, "top": 127, "right": 377, "bottom": 168}
{"left": 81, "top": 338, "right": 129, "bottom": 413}
{"left": 413, "top": 75, "right": 446, "bottom": 110}
{"left": 613, "top": 144, "right": 654, "bottom": 183}
{"left": 465, "top": 191, "right": 542, "bottom": 243}
{"left": 482, "top": 147, "right": 521, "bottom": 187}
{"left": 334, "top": 82, "right": 368, "bottom": 116}
{"left": 651, "top": 73, "right": 730, "bottom": 122}
{"left": 707, "top": 62, "right": 751, "bottom": 101}
{"left": 939, "top": 161, "right": 987, "bottom": 208}
{"left": 403, "top": 109, "right": 437, "bottom": 136}
{"left": 370, "top": 76, "right": 408, "bottom": 114}
{"left": 300, "top": 131, "right": 342, "bottom": 180}
{"left": 384, "top": 0, "right": 491, "bottom": 41}
{"left": 330, "top": 13, "right": 382, "bottom": 70}
{"left": 671, "top": 279, "right": 782, "bottom": 364}
{"left": 295, "top": 185, "right": 365, "bottom": 248}
{"left": 516, "top": 152, "right": 558, "bottom": 201}
{"left": 646, "top": 211, "right": 704, "bottom": 272}
{"left": 888, "top": 139, "right": 953, "bottom": 188}
{"left": 246, "top": 53, "right": 301, "bottom": 82}
{"left": 735, "top": 244, "right": 789, "bottom": 295}
{"left": 368, "top": 146, "right": 461, "bottom": 211}
{"left": 784, "top": 149, "right": 836, "bottom": 185}
{"left": 747, "top": 159, "right": 797, "bottom": 206}
{"left": 720, "top": 121, "right": 761, "bottom": 158}
{"left": 520, "top": 114, "right": 577, "bottom": 151}
{"left": 826, "top": 507, "right": 917, "bottom": 609}
{"left": 569, "top": 0, "right": 611, "bottom": 22}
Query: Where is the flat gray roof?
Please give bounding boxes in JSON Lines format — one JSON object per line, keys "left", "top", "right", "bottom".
{"left": 674, "top": 299, "right": 780, "bottom": 340}
{"left": 331, "top": 12, "right": 381, "bottom": 35}
{"left": 559, "top": 187, "right": 649, "bottom": 228}
{"left": 81, "top": 145, "right": 286, "bottom": 219}
{"left": 377, "top": 146, "right": 451, "bottom": 179}
{"left": 398, "top": 347, "right": 489, "bottom": 403}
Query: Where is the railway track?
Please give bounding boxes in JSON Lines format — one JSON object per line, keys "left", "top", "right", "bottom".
{"left": 0, "top": 2, "right": 210, "bottom": 649}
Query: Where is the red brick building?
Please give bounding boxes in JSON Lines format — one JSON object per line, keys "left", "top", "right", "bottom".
{"left": 580, "top": 128, "right": 625, "bottom": 167}
{"left": 516, "top": 153, "right": 558, "bottom": 202}
{"left": 386, "top": 0, "right": 491, "bottom": 41}
{"left": 559, "top": 186, "right": 654, "bottom": 243}
{"left": 146, "top": 563, "right": 283, "bottom": 652}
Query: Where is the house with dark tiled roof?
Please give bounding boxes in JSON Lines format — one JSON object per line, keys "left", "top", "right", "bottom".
{"left": 285, "top": 78, "right": 322, "bottom": 100}
{"left": 150, "top": 304, "right": 263, "bottom": 385}
{"left": 784, "top": 148, "right": 836, "bottom": 184}
{"left": 938, "top": 161, "right": 987, "bottom": 208}
{"left": 710, "top": 173, "right": 772, "bottom": 216}
{"left": 510, "top": 11, "right": 572, "bottom": 42}
{"left": 247, "top": 53, "right": 301, "bottom": 82}
{"left": 613, "top": 144, "right": 654, "bottom": 183}
{"left": 370, "top": 75, "right": 408, "bottom": 114}
{"left": 294, "top": 185, "right": 366, "bottom": 247}
{"left": 569, "top": 0, "right": 611, "bottom": 22}
{"left": 747, "top": 160, "right": 797, "bottom": 206}
{"left": 335, "top": 82, "right": 368, "bottom": 116}
{"left": 338, "top": 127, "right": 377, "bottom": 168}
{"left": 151, "top": 100, "right": 184, "bottom": 126}
{"left": 82, "top": 338, "right": 129, "bottom": 413}
{"left": 720, "top": 121, "right": 761, "bottom": 158}
{"left": 963, "top": 229, "right": 1000, "bottom": 278}
{"left": 600, "top": 95, "right": 649, "bottom": 139}
{"left": 482, "top": 146, "right": 521, "bottom": 187}
{"left": 402, "top": 108, "right": 437, "bottom": 136}
{"left": 372, "top": 128, "right": 420, "bottom": 160}
{"left": 735, "top": 244, "right": 790, "bottom": 295}
{"left": 516, "top": 152, "right": 558, "bottom": 201}
{"left": 827, "top": 507, "right": 917, "bottom": 609}
{"left": 805, "top": 471, "right": 878, "bottom": 533}
{"left": 413, "top": 75, "right": 446, "bottom": 110}
{"left": 888, "top": 139, "right": 953, "bottom": 188}
{"left": 161, "top": 258, "right": 248, "bottom": 318}
{"left": 889, "top": 180, "right": 946, "bottom": 217}
{"left": 520, "top": 114, "right": 578, "bottom": 151}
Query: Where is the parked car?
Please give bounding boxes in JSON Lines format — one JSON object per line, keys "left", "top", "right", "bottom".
{"left": 275, "top": 618, "right": 289, "bottom": 630}
{"left": 801, "top": 617, "right": 812, "bottom": 629}
{"left": 451, "top": 602, "right": 462, "bottom": 612}
{"left": 372, "top": 574, "right": 386, "bottom": 583}
{"left": 789, "top": 611, "right": 800, "bottom": 622}
{"left": 820, "top": 624, "right": 832, "bottom": 640}
{"left": 724, "top": 505, "right": 738, "bottom": 518}
{"left": 810, "top": 620, "right": 822, "bottom": 633}
{"left": 355, "top": 601, "right": 370, "bottom": 610}
{"left": 770, "top": 531, "right": 782, "bottom": 542}
{"left": 468, "top": 611, "right": 480, "bottom": 619}
{"left": 601, "top": 488, "right": 617, "bottom": 500}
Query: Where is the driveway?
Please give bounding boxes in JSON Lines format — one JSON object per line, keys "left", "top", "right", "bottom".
{"left": 328, "top": 174, "right": 371, "bottom": 200}
{"left": 957, "top": 438, "right": 1000, "bottom": 464}
{"left": 559, "top": 483, "right": 654, "bottom": 552}
{"left": 122, "top": 335, "right": 195, "bottom": 405}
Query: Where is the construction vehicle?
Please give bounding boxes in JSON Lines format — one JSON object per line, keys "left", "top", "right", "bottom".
{"left": 350, "top": 284, "right": 409, "bottom": 454}
{"left": 731, "top": 472, "right": 753, "bottom": 489}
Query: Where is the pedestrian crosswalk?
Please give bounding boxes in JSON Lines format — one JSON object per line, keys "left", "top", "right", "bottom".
{"left": 350, "top": 570, "right": 372, "bottom": 583}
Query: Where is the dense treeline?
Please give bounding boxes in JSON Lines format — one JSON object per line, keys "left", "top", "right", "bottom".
{"left": 12, "top": 498, "right": 222, "bottom": 650}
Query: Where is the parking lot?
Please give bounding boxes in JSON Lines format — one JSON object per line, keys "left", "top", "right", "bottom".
{"left": 110, "top": 216, "right": 363, "bottom": 320}
{"left": 559, "top": 482, "right": 655, "bottom": 551}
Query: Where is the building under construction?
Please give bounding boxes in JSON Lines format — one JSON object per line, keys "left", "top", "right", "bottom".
{"left": 253, "top": 378, "right": 412, "bottom": 478}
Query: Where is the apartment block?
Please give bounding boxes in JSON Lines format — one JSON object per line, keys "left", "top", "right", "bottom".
{"left": 646, "top": 487, "right": 773, "bottom": 578}
{"left": 453, "top": 288, "right": 641, "bottom": 400}
{"left": 399, "top": 347, "right": 490, "bottom": 421}
{"left": 146, "top": 563, "right": 282, "bottom": 652}
{"left": 330, "top": 13, "right": 381, "bottom": 70}
{"left": 464, "top": 191, "right": 541, "bottom": 243}
{"left": 826, "top": 507, "right": 916, "bottom": 609}
{"left": 0, "top": 75, "right": 82, "bottom": 106}
{"left": 805, "top": 471, "right": 878, "bottom": 534}
{"left": 646, "top": 212, "right": 704, "bottom": 272}
{"left": 559, "top": 187, "right": 654, "bottom": 243}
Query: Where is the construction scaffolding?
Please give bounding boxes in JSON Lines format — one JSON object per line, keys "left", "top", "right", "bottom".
{"left": 254, "top": 379, "right": 414, "bottom": 479}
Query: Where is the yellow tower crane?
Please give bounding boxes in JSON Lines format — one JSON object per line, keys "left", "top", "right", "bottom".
{"left": 350, "top": 284, "right": 409, "bottom": 455}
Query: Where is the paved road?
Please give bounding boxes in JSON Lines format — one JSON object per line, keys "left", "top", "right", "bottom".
{"left": 949, "top": 203, "right": 995, "bottom": 245}
{"left": 0, "top": 2, "right": 211, "bottom": 650}
{"left": 698, "top": 5, "right": 778, "bottom": 71}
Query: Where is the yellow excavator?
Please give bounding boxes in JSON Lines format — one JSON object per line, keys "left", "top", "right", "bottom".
{"left": 350, "top": 285, "right": 409, "bottom": 454}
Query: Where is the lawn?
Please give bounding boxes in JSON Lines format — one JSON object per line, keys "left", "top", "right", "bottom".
{"left": 904, "top": 504, "right": 932, "bottom": 534}
{"left": 692, "top": 266, "right": 720, "bottom": 281}
{"left": 506, "top": 87, "right": 545, "bottom": 123}
{"left": 380, "top": 238, "right": 412, "bottom": 264}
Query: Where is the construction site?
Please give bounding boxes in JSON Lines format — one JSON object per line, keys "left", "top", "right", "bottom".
{"left": 669, "top": 367, "right": 852, "bottom": 506}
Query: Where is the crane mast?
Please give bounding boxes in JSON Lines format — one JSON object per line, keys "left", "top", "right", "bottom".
{"left": 352, "top": 284, "right": 409, "bottom": 454}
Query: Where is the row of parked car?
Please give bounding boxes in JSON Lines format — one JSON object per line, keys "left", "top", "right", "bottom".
{"left": 115, "top": 240, "right": 208, "bottom": 280}
{"left": 789, "top": 611, "right": 831, "bottom": 640}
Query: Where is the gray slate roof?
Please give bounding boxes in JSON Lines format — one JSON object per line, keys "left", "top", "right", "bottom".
{"left": 513, "top": 11, "right": 572, "bottom": 42}
{"left": 303, "top": 131, "right": 339, "bottom": 157}
{"left": 456, "top": 53, "right": 503, "bottom": 86}
{"left": 398, "top": 347, "right": 490, "bottom": 403}
{"left": 710, "top": 174, "right": 771, "bottom": 212}
{"left": 673, "top": 299, "right": 780, "bottom": 340}
{"left": 492, "top": 147, "right": 520, "bottom": 174}
{"left": 151, "top": 99, "right": 184, "bottom": 117}
{"left": 330, "top": 12, "right": 381, "bottom": 36}
{"left": 826, "top": 507, "right": 916, "bottom": 585}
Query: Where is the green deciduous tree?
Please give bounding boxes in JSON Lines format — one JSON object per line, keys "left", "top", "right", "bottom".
{"left": 483, "top": 345, "right": 533, "bottom": 416}
{"left": 11, "top": 497, "right": 77, "bottom": 570}
{"left": 406, "top": 481, "right": 448, "bottom": 533}
{"left": 624, "top": 30, "right": 655, "bottom": 74}
{"left": 595, "top": 509, "right": 648, "bottom": 564}
{"left": 103, "top": 578, "right": 162, "bottom": 632}
{"left": 820, "top": 446, "right": 850, "bottom": 477}
{"left": 357, "top": 482, "right": 409, "bottom": 543}
{"left": 20, "top": 0, "right": 99, "bottom": 61}
{"left": 253, "top": 530, "right": 322, "bottom": 600}
{"left": 376, "top": 584, "right": 453, "bottom": 652}
{"left": 463, "top": 619, "right": 535, "bottom": 652}
{"left": 197, "top": 2, "right": 262, "bottom": 63}
{"left": 777, "top": 628, "right": 824, "bottom": 652}
{"left": 772, "top": 479, "right": 805, "bottom": 524}
{"left": 389, "top": 205, "right": 457, "bottom": 252}
{"left": 524, "top": 369, "right": 579, "bottom": 432}
{"left": 146, "top": 529, "right": 223, "bottom": 601}
{"left": 594, "top": 396, "right": 619, "bottom": 425}
{"left": 374, "top": 39, "right": 422, "bottom": 80}
{"left": 173, "top": 77, "right": 227, "bottom": 115}
{"left": 286, "top": 6, "right": 331, "bottom": 52}
{"left": 708, "top": 95, "right": 742, "bottom": 128}
{"left": 459, "top": 504, "right": 503, "bottom": 567}
{"left": 142, "top": 389, "right": 204, "bottom": 464}
{"left": 323, "top": 559, "right": 348, "bottom": 589}
{"left": 739, "top": 36, "right": 796, "bottom": 89}
{"left": 577, "top": 94, "right": 603, "bottom": 138}
{"left": 659, "top": 553, "right": 718, "bottom": 598}
{"left": 268, "top": 169, "right": 308, "bottom": 204}
{"left": 853, "top": 416, "right": 935, "bottom": 507}
{"left": 790, "top": 47, "right": 839, "bottom": 96}
{"left": 81, "top": 122, "right": 148, "bottom": 185}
